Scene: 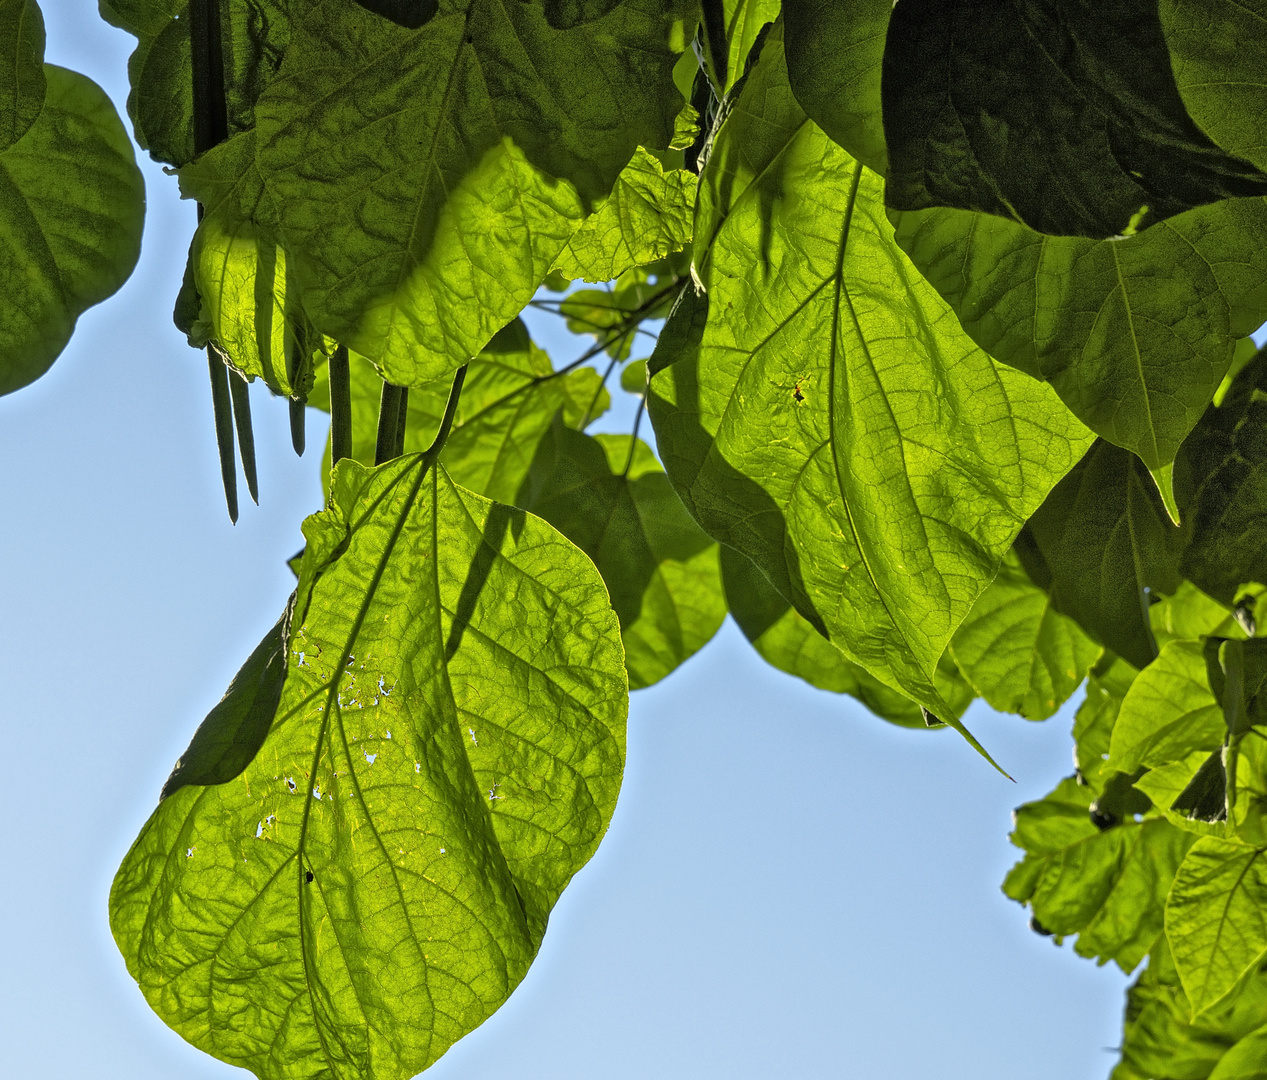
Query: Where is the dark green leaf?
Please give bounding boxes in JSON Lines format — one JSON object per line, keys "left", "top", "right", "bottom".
{"left": 948, "top": 550, "right": 1101, "bottom": 720}
{"left": 519, "top": 421, "right": 727, "bottom": 688}
{"left": 782, "top": 0, "right": 890, "bottom": 175}
{"left": 1163, "top": 0, "right": 1267, "bottom": 174}
{"left": 100, "top": 0, "right": 290, "bottom": 166}
{"left": 1, "top": 0, "right": 44, "bottom": 152}
{"left": 648, "top": 27, "right": 1091, "bottom": 730}
{"left": 111, "top": 456, "right": 628, "bottom": 1079}
{"left": 161, "top": 602, "right": 292, "bottom": 800}
{"left": 1073, "top": 653, "right": 1139, "bottom": 795}
{"left": 1004, "top": 776, "right": 1193, "bottom": 971}
{"left": 719, "top": 545, "right": 970, "bottom": 729}
{"left": 881, "top": 0, "right": 1267, "bottom": 239}
{"left": 354, "top": 0, "right": 438, "bottom": 29}
{"left": 890, "top": 194, "right": 1267, "bottom": 471}
{"left": 1019, "top": 440, "right": 1182, "bottom": 670}
{"left": 0, "top": 65, "right": 145, "bottom": 395}
{"left": 243, "top": 0, "right": 689, "bottom": 384}
{"left": 1176, "top": 350, "right": 1267, "bottom": 604}
{"left": 1168, "top": 838, "right": 1267, "bottom": 1014}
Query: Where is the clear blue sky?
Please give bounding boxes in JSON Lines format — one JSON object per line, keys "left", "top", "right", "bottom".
{"left": 0, "top": 5, "right": 1133, "bottom": 1077}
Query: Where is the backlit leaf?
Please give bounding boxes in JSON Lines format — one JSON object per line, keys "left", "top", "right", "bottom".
{"left": 552, "top": 147, "right": 696, "bottom": 284}
{"left": 1073, "top": 654, "right": 1139, "bottom": 796}
{"left": 519, "top": 422, "right": 727, "bottom": 688}
{"left": 718, "top": 545, "right": 969, "bottom": 730}
{"left": 949, "top": 550, "right": 1101, "bottom": 721}
{"left": 1168, "top": 838, "right": 1267, "bottom": 1015}
{"left": 248, "top": 0, "right": 689, "bottom": 384}
{"left": 1004, "top": 776, "right": 1192, "bottom": 972}
{"left": 0, "top": 64, "right": 145, "bottom": 395}
{"left": 111, "top": 455, "right": 628, "bottom": 1080}
{"left": 649, "top": 27, "right": 1092, "bottom": 724}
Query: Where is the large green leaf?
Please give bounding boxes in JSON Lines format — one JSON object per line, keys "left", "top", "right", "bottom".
{"left": 1115, "top": 941, "right": 1267, "bottom": 1080}
{"left": 1212, "top": 1025, "right": 1267, "bottom": 1080}
{"left": 111, "top": 454, "right": 628, "bottom": 1080}
{"left": 551, "top": 147, "right": 696, "bottom": 284}
{"left": 308, "top": 320, "right": 607, "bottom": 503}
{"left": 890, "top": 194, "right": 1267, "bottom": 471}
{"left": 649, "top": 26, "right": 1091, "bottom": 724}
{"left": 1175, "top": 350, "right": 1267, "bottom": 605}
{"left": 782, "top": 0, "right": 889, "bottom": 175}
{"left": 1, "top": 0, "right": 44, "bottom": 153}
{"left": 1168, "top": 838, "right": 1267, "bottom": 1015}
{"left": 241, "top": 0, "right": 688, "bottom": 385}
{"left": 718, "top": 0, "right": 780, "bottom": 93}
{"left": 1163, "top": 0, "right": 1267, "bottom": 174}
{"left": 1004, "top": 776, "right": 1192, "bottom": 971}
{"left": 1016, "top": 439, "right": 1182, "bottom": 670}
{"left": 948, "top": 550, "right": 1101, "bottom": 721}
{"left": 99, "top": 0, "right": 291, "bottom": 166}
{"left": 719, "top": 545, "right": 971, "bottom": 730}
{"left": 880, "top": 0, "right": 1267, "bottom": 239}
{"left": 1110, "top": 640, "right": 1226, "bottom": 775}
{"left": 0, "top": 64, "right": 145, "bottom": 395}
{"left": 519, "top": 422, "right": 727, "bottom": 688}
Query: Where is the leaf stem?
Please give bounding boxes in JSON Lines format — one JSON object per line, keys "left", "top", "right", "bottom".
{"left": 329, "top": 345, "right": 353, "bottom": 465}
{"left": 622, "top": 393, "right": 646, "bottom": 478}
{"left": 422, "top": 364, "right": 469, "bottom": 466}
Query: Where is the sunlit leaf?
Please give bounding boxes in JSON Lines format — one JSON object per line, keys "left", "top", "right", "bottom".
{"left": 1110, "top": 640, "right": 1225, "bottom": 775}
{"left": 111, "top": 455, "right": 628, "bottom": 1079}
{"left": 0, "top": 64, "right": 144, "bottom": 395}
{"left": 552, "top": 147, "right": 696, "bottom": 284}
{"left": 520, "top": 422, "right": 727, "bottom": 688}
{"left": 649, "top": 26, "right": 1092, "bottom": 726}
{"left": 243, "top": 0, "right": 689, "bottom": 384}
{"left": 1169, "top": 837, "right": 1267, "bottom": 1015}
{"left": 1004, "top": 776, "right": 1191, "bottom": 972}
{"left": 719, "top": 545, "right": 970, "bottom": 730}
{"left": 949, "top": 550, "right": 1101, "bottom": 720}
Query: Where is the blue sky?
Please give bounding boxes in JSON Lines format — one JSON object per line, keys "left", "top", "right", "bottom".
{"left": 0, "top": 5, "right": 1132, "bottom": 1077}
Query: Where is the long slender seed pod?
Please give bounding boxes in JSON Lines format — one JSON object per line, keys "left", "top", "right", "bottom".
{"left": 207, "top": 352, "right": 238, "bottom": 523}
{"left": 390, "top": 388, "right": 410, "bottom": 460}
{"left": 189, "top": 0, "right": 228, "bottom": 155}
{"left": 288, "top": 399, "right": 306, "bottom": 457}
{"left": 375, "top": 383, "right": 408, "bottom": 465}
{"left": 227, "top": 367, "right": 259, "bottom": 504}
{"left": 328, "top": 345, "right": 353, "bottom": 465}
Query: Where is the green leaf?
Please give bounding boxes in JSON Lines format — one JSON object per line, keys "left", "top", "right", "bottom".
{"left": 99, "top": 0, "right": 291, "bottom": 166}
{"left": 880, "top": 0, "right": 1267, "bottom": 239}
{"left": 1168, "top": 838, "right": 1267, "bottom": 1015}
{"left": 1176, "top": 349, "right": 1267, "bottom": 605}
{"left": 1163, "top": 0, "right": 1267, "bottom": 174}
{"left": 948, "top": 550, "right": 1101, "bottom": 721}
{"left": 1151, "top": 581, "right": 1244, "bottom": 651}
{"left": 244, "top": 0, "right": 689, "bottom": 385}
{"left": 551, "top": 147, "right": 696, "bottom": 284}
{"left": 650, "top": 26, "right": 1092, "bottom": 727}
{"left": 890, "top": 194, "right": 1267, "bottom": 471}
{"left": 719, "top": 544, "right": 968, "bottom": 730}
{"left": 0, "top": 0, "right": 44, "bottom": 153}
{"left": 1211, "top": 1023, "right": 1267, "bottom": 1080}
{"left": 720, "top": 0, "right": 780, "bottom": 93}
{"left": 1004, "top": 775, "right": 1193, "bottom": 971}
{"left": 111, "top": 455, "right": 628, "bottom": 1079}
{"left": 0, "top": 65, "right": 145, "bottom": 395}
{"left": 1115, "top": 941, "right": 1267, "bottom": 1080}
{"left": 1017, "top": 440, "right": 1182, "bottom": 670}
{"left": 309, "top": 321, "right": 607, "bottom": 503}
{"left": 782, "top": 0, "right": 890, "bottom": 175}
{"left": 519, "top": 421, "right": 727, "bottom": 688}
{"left": 161, "top": 603, "right": 292, "bottom": 800}
{"left": 1073, "top": 653, "right": 1139, "bottom": 795}
{"left": 1110, "top": 640, "right": 1226, "bottom": 774}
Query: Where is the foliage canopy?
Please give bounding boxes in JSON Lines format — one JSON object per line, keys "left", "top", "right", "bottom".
{"left": 8, "top": 0, "right": 1267, "bottom": 1075}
